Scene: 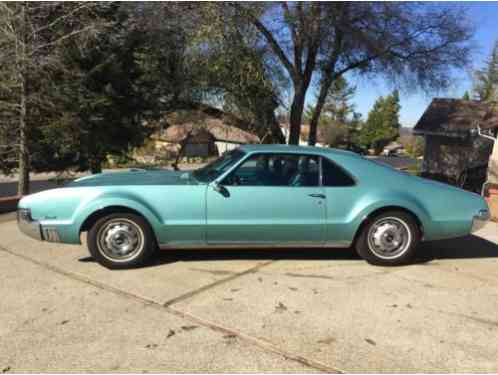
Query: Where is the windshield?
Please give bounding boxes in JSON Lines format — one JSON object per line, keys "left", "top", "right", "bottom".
{"left": 192, "top": 149, "right": 246, "bottom": 183}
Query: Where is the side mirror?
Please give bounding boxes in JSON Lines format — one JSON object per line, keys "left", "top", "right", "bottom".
{"left": 212, "top": 181, "right": 222, "bottom": 193}
{"left": 211, "top": 181, "right": 230, "bottom": 197}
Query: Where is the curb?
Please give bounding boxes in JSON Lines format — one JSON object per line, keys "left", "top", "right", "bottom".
{"left": 0, "top": 196, "right": 20, "bottom": 214}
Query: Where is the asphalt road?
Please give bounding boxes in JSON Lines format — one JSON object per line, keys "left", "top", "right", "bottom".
{"left": 1, "top": 216, "right": 498, "bottom": 373}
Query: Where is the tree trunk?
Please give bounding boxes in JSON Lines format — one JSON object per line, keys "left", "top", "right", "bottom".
{"left": 266, "top": 110, "right": 286, "bottom": 144}
{"left": 89, "top": 157, "right": 102, "bottom": 174}
{"left": 308, "top": 75, "right": 334, "bottom": 146}
{"left": 288, "top": 86, "right": 307, "bottom": 145}
{"left": 18, "top": 83, "right": 29, "bottom": 195}
{"left": 17, "top": 4, "right": 29, "bottom": 196}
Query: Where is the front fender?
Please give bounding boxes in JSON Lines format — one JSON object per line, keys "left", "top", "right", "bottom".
{"left": 73, "top": 193, "right": 163, "bottom": 242}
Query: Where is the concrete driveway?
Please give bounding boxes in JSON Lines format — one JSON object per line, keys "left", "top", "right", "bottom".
{"left": 1, "top": 217, "right": 498, "bottom": 373}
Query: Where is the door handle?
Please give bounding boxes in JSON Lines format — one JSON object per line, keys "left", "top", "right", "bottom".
{"left": 308, "top": 193, "right": 326, "bottom": 199}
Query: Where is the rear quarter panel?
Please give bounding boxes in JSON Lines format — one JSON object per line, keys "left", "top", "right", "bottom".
{"left": 324, "top": 154, "right": 485, "bottom": 243}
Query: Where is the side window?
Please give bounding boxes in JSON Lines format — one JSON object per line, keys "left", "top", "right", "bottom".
{"left": 322, "top": 157, "right": 355, "bottom": 187}
{"left": 223, "top": 154, "right": 319, "bottom": 187}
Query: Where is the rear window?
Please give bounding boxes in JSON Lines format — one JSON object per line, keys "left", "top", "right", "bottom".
{"left": 322, "top": 158, "right": 355, "bottom": 187}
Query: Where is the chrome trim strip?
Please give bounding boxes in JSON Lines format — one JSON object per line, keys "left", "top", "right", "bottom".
{"left": 159, "top": 241, "right": 351, "bottom": 250}
{"left": 39, "top": 219, "right": 72, "bottom": 226}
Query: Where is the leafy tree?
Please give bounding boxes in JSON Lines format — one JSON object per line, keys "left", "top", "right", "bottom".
{"left": 321, "top": 77, "right": 356, "bottom": 125}
{"left": 360, "top": 90, "right": 401, "bottom": 154}
{"left": 305, "top": 77, "right": 360, "bottom": 148}
{"left": 228, "top": 2, "right": 474, "bottom": 145}
{"left": 41, "top": 4, "right": 171, "bottom": 174}
{"left": 403, "top": 136, "right": 425, "bottom": 158}
{"left": 473, "top": 41, "right": 498, "bottom": 102}
{"left": 0, "top": 2, "right": 104, "bottom": 194}
{"left": 190, "top": 4, "right": 286, "bottom": 143}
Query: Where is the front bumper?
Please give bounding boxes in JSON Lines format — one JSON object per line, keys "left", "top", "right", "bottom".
{"left": 17, "top": 209, "right": 60, "bottom": 242}
{"left": 471, "top": 209, "right": 491, "bottom": 233}
{"left": 17, "top": 208, "right": 42, "bottom": 241}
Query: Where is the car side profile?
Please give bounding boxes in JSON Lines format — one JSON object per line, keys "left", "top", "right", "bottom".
{"left": 18, "top": 144, "right": 490, "bottom": 269}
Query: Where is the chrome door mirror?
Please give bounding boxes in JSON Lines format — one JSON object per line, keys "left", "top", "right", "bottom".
{"left": 212, "top": 181, "right": 222, "bottom": 193}
{"left": 211, "top": 181, "right": 230, "bottom": 197}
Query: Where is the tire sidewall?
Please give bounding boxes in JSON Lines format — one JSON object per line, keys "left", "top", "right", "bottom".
{"left": 88, "top": 213, "right": 156, "bottom": 269}
{"left": 355, "top": 211, "right": 420, "bottom": 266}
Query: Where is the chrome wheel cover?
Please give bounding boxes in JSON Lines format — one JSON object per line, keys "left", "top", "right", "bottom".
{"left": 367, "top": 217, "right": 412, "bottom": 260}
{"left": 97, "top": 219, "right": 144, "bottom": 262}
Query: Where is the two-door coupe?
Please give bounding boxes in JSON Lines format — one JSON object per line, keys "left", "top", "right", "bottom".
{"left": 18, "top": 145, "right": 490, "bottom": 269}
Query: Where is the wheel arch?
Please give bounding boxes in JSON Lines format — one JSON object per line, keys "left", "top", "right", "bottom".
{"left": 80, "top": 205, "right": 151, "bottom": 233}
{"left": 353, "top": 205, "right": 424, "bottom": 247}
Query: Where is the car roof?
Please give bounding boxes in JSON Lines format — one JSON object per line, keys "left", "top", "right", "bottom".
{"left": 238, "top": 144, "right": 359, "bottom": 158}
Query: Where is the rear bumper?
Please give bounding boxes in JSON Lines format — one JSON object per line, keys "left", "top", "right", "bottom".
{"left": 471, "top": 210, "right": 491, "bottom": 233}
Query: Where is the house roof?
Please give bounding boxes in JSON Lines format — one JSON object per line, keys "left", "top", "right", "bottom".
{"left": 384, "top": 141, "right": 403, "bottom": 151}
{"left": 413, "top": 98, "right": 498, "bottom": 137}
{"left": 153, "top": 110, "right": 260, "bottom": 144}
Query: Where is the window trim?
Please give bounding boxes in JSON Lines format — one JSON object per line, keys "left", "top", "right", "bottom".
{"left": 219, "top": 152, "right": 322, "bottom": 188}
{"left": 320, "top": 156, "right": 358, "bottom": 187}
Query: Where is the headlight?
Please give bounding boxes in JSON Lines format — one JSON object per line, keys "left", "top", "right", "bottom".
{"left": 17, "top": 208, "right": 32, "bottom": 222}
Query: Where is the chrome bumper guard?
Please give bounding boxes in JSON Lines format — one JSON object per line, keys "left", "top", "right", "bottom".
{"left": 471, "top": 209, "right": 491, "bottom": 233}
{"left": 17, "top": 208, "right": 43, "bottom": 241}
{"left": 17, "top": 209, "right": 60, "bottom": 242}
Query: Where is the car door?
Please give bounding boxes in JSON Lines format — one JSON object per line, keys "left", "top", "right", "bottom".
{"left": 206, "top": 153, "right": 326, "bottom": 245}
{"left": 320, "top": 156, "right": 361, "bottom": 246}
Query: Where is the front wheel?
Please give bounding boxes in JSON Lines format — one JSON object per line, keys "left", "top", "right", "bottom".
{"left": 355, "top": 211, "right": 420, "bottom": 266}
{"left": 87, "top": 213, "right": 156, "bottom": 269}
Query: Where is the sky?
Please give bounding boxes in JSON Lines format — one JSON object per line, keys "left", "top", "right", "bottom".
{"left": 346, "top": 2, "right": 498, "bottom": 128}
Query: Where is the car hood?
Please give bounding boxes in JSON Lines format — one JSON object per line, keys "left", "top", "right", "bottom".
{"left": 67, "top": 169, "right": 199, "bottom": 187}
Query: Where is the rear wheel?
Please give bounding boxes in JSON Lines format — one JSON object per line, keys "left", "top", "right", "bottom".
{"left": 88, "top": 213, "right": 156, "bottom": 269}
{"left": 355, "top": 211, "right": 420, "bottom": 266}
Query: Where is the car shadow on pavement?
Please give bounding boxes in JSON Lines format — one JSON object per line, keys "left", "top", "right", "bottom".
{"left": 77, "top": 235, "right": 498, "bottom": 268}
{"left": 149, "top": 247, "right": 361, "bottom": 266}
{"left": 78, "top": 248, "right": 360, "bottom": 267}
{"left": 416, "top": 235, "right": 498, "bottom": 263}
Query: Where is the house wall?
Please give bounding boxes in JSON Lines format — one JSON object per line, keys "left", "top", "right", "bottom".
{"left": 422, "top": 135, "right": 493, "bottom": 179}
{"left": 488, "top": 138, "right": 498, "bottom": 185}
{"left": 215, "top": 141, "right": 239, "bottom": 155}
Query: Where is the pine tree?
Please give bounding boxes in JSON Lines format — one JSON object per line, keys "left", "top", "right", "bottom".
{"left": 473, "top": 41, "right": 498, "bottom": 102}
{"left": 359, "top": 90, "right": 401, "bottom": 154}
{"left": 462, "top": 91, "right": 471, "bottom": 100}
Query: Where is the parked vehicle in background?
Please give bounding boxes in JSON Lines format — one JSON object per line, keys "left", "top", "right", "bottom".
{"left": 18, "top": 145, "right": 489, "bottom": 269}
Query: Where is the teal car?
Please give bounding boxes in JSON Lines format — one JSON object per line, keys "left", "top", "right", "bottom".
{"left": 18, "top": 145, "right": 490, "bottom": 269}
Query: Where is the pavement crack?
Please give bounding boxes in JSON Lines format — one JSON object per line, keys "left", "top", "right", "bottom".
{"left": 431, "top": 308, "right": 498, "bottom": 329}
{"left": 0, "top": 246, "right": 342, "bottom": 373}
{"left": 162, "top": 260, "right": 274, "bottom": 307}
{"left": 285, "top": 272, "right": 335, "bottom": 280}
{"left": 189, "top": 268, "right": 236, "bottom": 276}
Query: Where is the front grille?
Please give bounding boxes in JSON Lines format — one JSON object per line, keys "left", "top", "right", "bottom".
{"left": 42, "top": 227, "right": 61, "bottom": 243}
